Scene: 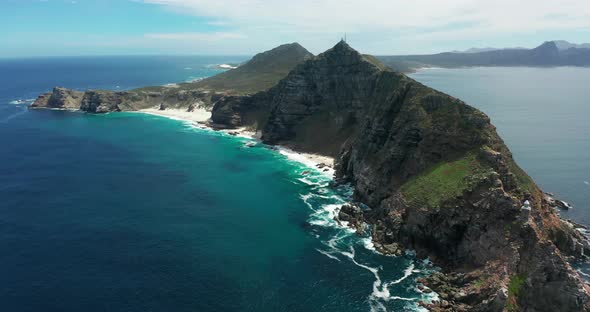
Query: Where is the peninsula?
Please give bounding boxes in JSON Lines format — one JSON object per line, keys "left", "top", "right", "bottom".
{"left": 31, "top": 41, "right": 590, "bottom": 312}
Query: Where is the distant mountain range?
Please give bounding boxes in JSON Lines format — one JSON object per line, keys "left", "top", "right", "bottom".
{"left": 377, "top": 40, "right": 590, "bottom": 72}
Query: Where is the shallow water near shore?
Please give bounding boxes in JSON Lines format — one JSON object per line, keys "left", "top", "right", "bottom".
{"left": 0, "top": 56, "right": 433, "bottom": 311}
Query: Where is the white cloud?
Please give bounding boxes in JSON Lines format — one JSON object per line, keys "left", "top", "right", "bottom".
{"left": 137, "top": 0, "right": 590, "bottom": 54}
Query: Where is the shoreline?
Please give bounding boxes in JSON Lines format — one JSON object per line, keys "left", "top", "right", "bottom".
{"left": 138, "top": 107, "right": 335, "bottom": 174}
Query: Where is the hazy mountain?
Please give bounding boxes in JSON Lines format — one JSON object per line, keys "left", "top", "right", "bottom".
{"left": 553, "top": 40, "right": 590, "bottom": 51}
{"left": 378, "top": 40, "right": 590, "bottom": 72}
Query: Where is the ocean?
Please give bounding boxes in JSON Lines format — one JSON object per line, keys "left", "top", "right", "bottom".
{"left": 409, "top": 67, "right": 590, "bottom": 226}
{"left": 0, "top": 56, "right": 433, "bottom": 312}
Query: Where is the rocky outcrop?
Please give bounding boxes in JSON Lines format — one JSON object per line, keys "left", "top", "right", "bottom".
{"left": 32, "top": 87, "right": 223, "bottom": 113}
{"left": 31, "top": 87, "right": 83, "bottom": 109}
{"left": 30, "top": 40, "right": 590, "bottom": 311}
{"left": 211, "top": 41, "right": 590, "bottom": 311}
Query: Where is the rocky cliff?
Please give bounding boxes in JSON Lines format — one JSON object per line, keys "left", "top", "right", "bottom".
{"left": 31, "top": 43, "right": 313, "bottom": 113}
{"left": 31, "top": 87, "right": 218, "bottom": 112}
{"left": 31, "top": 40, "right": 590, "bottom": 311}
{"left": 211, "top": 41, "right": 590, "bottom": 311}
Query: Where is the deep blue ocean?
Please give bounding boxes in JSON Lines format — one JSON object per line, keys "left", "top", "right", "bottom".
{"left": 0, "top": 57, "right": 433, "bottom": 312}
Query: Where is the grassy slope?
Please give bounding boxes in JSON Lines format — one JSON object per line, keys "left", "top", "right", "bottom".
{"left": 400, "top": 152, "right": 489, "bottom": 208}
{"left": 192, "top": 43, "right": 313, "bottom": 94}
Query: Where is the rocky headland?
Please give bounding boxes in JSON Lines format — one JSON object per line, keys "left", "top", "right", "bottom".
{"left": 31, "top": 41, "right": 590, "bottom": 311}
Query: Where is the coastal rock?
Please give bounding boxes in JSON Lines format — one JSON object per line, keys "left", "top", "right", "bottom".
{"left": 31, "top": 87, "right": 83, "bottom": 109}
{"left": 30, "top": 41, "right": 590, "bottom": 311}
{"left": 211, "top": 41, "right": 590, "bottom": 311}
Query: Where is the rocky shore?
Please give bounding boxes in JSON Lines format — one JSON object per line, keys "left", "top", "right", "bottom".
{"left": 30, "top": 40, "right": 590, "bottom": 311}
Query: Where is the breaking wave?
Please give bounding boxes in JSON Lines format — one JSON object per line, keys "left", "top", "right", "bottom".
{"left": 287, "top": 158, "right": 438, "bottom": 311}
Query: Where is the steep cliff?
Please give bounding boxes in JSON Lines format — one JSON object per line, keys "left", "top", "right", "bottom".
{"left": 31, "top": 87, "right": 218, "bottom": 112}
{"left": 213, "top": 41, "right": 590, "bottom": 311}
{"left": 31, "top": 40, "right": 590, "bottom": 311}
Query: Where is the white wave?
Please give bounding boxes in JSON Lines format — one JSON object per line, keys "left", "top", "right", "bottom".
{"left": 8, "top": 99, "right": 32, "bottom": 105}
{"left": 185, "top": 77, "right": 204, "bottom": 83}
{"left": 388, "top": 263, "right": 415, "bottom": 285}
{"left": 184, "top": 67, "right": 192, "bottom": 70}
{"left": 578, "top": 269, "right": 590, "bottom": 278}
{"left": 277, "top": 146, "right": 334, "bottom": 177}
{"left": 584, "top": 181, "right": 589, "bottom": 186}
{"left": 218, "top": 64, "right": 237, "bottom": 69}
{"left": 340, "top": 247, "right": 393, "bottom": 301}
{"left": 316, "top": 249, "right": 341, "bottom": 262}
{"left": 297, "top": 177, "right": 325, "bottom": 186}
{"left": 362, "top": 237, "right": 376, "bottom": 251}
{"left": 390, "top": 296, "right": 417, "bottom": 301}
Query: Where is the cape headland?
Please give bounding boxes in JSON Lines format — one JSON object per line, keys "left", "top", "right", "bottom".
{"left": 31, "top": 41, "right": 590, "bottom": 312}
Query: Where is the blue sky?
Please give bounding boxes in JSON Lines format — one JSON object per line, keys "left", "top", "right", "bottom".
{"left": 1, "top": 0, "right": 589, "bottom": 57}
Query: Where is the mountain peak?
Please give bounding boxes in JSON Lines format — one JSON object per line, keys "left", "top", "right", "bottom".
{"left": 324, "top": 40, "right": 358, "bottom": 56}
{"left": 194, "top": 43, "right": 313, "bottom": 94}
{"left": 315, "top": 40, "right": 389, "bottom": 71}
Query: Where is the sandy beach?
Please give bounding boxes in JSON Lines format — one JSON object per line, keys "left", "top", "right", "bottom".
{"left": 139, "top": 107, "right": 336, "bottom": 172}
{"left": 140, "top": 107, "right": 211, "bottom": 124}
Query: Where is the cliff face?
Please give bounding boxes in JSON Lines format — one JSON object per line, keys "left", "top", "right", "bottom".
{"left": 31, "top": 41, "right": 590, "bottom": 311}
{"left": 31, "top": 87, "right": 84, "bottom": 109}
{"left": 32, "top": 88, "right": 220, "bottom": 113}
{"left": 212, "top": 41, "right": 590, "bottom": 311}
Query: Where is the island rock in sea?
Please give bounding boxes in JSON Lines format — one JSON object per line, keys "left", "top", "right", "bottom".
{"left": 31, "top": 41, "right": 590, "bottom": 312}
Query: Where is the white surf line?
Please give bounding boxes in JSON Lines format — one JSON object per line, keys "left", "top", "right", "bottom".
{"left": 315, "top": 249, "right": 342, "bottom": 262}
{"left": 340, "top": 246, "right": 393, "bottom": 302}
{"left": 584, "top": 181, "right": 589, "bottom": 186}
{"left": 578, "top": 270, "right": 590, "bottom": 278}
{"left": 300, "top": 194, "right": 317, "bottom": 211}
{"left": 387, "top": 263, "right": 416, "bottom": 286}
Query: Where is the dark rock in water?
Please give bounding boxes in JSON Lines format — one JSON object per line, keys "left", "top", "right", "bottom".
{"left": 159, "top": 103, "right": 167, "bottom": 111}
{"left": 336, "top": 203, "right": 364, "bottom": 234}
{"left": 208, "top": 40, "right": 590, "bottom": 311}
{"left": 301, "top": 170, "right": 310, "bottom": 175}
{"left": 30, "top": 40, "right": 590, "bottom": 311}
{"left": 544, "top": 192, "right": 574, "bottom": 210}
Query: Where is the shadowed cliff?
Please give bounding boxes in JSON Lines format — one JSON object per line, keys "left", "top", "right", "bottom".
{"left": 31, "top": 40, "right": 590, "bottom": 311}
{"left": 212, "top": 40, "right": 590, "bottom": 311}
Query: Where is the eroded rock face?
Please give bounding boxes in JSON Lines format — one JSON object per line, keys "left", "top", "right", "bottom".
{"left": 212, "top": 41, "right": 590, "bottom": 311}
{"left": 31, "top": 87, "right": 220, "bottom": 113}
{"left": 30, "top": 41, "right": 590, "bottom": 311}
{"left": 80, "top": 90, "right": 121, "bottom": 113}
{"left": 31, "top": 87, "right": 83, "bottom": 109}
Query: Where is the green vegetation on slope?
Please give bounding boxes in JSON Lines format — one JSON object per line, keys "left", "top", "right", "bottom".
{"left": 507, "top": 274, "right": 527, "bottom": 312}
{"left": 401, "top": 152, "right": 489, "bottom": 208}
{"left": 192, "top": 43, "right": 313, "bottom": 94}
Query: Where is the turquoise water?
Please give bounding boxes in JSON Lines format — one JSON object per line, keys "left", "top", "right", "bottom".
{"left": 410, "top": 67, "right": 590, "bottom": 225}
{"left": 0, "top": 57, "right": 433, "bottom": 312}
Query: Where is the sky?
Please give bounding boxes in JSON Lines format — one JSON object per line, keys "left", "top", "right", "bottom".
{"left": 1, "top": 0, "right": 590, "bottom": 57}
